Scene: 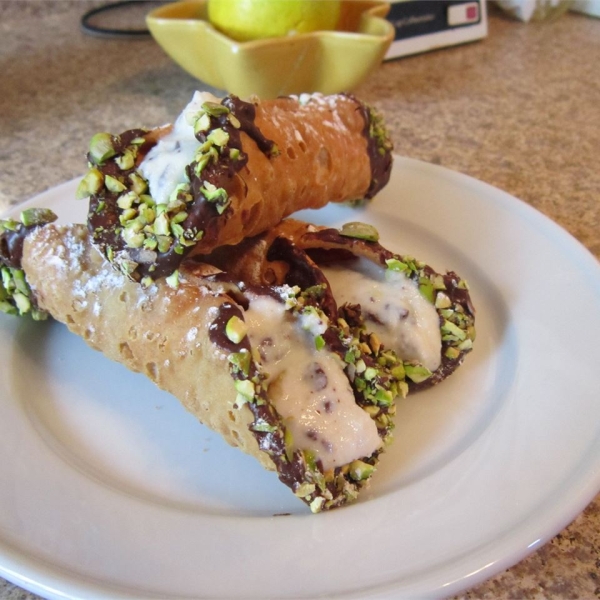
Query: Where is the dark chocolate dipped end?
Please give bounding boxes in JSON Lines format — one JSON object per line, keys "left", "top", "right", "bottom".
{"left": 298, "top": 224, "right": 476, "bottom": 391}
{"left": 0, "top": 208, "right": 58, "bottom": 319}
{"left": 343, "top": 94, "right": 394, "bottom": 199}
{"left": 84, "top": 96, "right": 277, "bottom": 283}
{"left": 207, "top": 279, "right": 400, "bottom": 512}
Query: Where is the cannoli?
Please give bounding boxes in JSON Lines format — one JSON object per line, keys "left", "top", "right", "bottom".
{"left": 203, "top": 219, "right": 476, "bottom": 391}
{"left": 78, "top": 91, "right": 393, "bottom": 283}
{"left": 0, "top": 212, "right": 402, "bottom": 512}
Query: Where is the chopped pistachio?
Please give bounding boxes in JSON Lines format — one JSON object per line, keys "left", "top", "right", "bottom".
{"left": 369, "top": 332, "right": 381, "bottom": 354}
{"left": 207, "top": 128, "right": 229, "bottom": 147}
{"left": 104, "top": 174, "right": 127, "bottom": 193}
{"left": 0, "top": 300, "right": 17, "bottom": 316}
{"left": 140, "top": 194, "right": 155, "bottom": 206}
{"left": 129, "top": 172, "right": 148, "bottom": 195}
{"left": 12, "top": 269, "right": 29, "bottom": 295}
{"left": 339, "top": 221, "right": 380, "bottom": 242}
{"left": 153, "top": 212, "right": 170, "bottom": 236}
{"left": 170, "top": 222, "right": 184, "bottom": 239}
{"left": 225, "top": 315, "right": 247, "bottom": 344}
{"left": 374, "top": 389, "right": 393, "bottom": 406}
{"left": 404, "top": 364, "right": 432, "bottom": 383}
{"left": 445, "top": 346, "right": 461, "bottom": 360}
{"left": 364, "top": 367, "right": 378, "bottom": 381}
{"left": 432, "top": 274, "right": 446, "bottom": 290}
{"left": 284, "top": 427, "right": 294, "bottom": 462}
{"left": 169, "top": 182, "right": 192, "bottom": 203}
{"left": 2, "top": 267, "right": 14, "bottom": 291}
{"left": 435, "top": 292, "right": 452, "bottom": 309}
{"left": 31, "top": 308, "right": 48, "bottom": 321}
{"left": 201, "top": 181, "right": 230, "bottom": 214}
{"left": 439, "top": 308, "right": 454, "bottom": 320}
{"left": 194, "top": 153, "right": 211, "bottom": 176}
{"left": 354, "top": 377, "right": 366, "bottom": 392}
{"left": 20, "top": 208, "right": 57, "bottom": 227}
{"left": 156, "top": 235, "right": 172, "bottom": 253}
{"left": 397, "top": 380, "right": 409, "bottom": 398}
{"left": 119, "top": 208, "right": 137, "bottom": 224}
{"left": 201, "top": 181, "right": 228, "bottom": 203}
{"left": 201, "top": 101, "right": 229, "bottom": 117}
{"left": 143, "top": 237, "right": 158, "bottom": 251}
{"left": 344, "top": 349, "right": 357, "bottom": 364}
{"left": 12, "top": 292, "right": 31, "bottom": 314}
{"left": 234, "top": 378, "right": 255, "bottom": 401}
{"left": 228, "top": 351, "right": 251, "bottom": 376}
{"left": 303, "top": 449, "right": 318, "bottom": 472}
{"left": 294, "top": 482, "right": 316, "bottom": 499}
{"left": 441, "top": 320, "right": 467, "bottom": 341}
{"left": 165, "top": 270, "right": 179, "bottom": 289}
{"left": 117, "top": 191, "right": 137, "bottom": 210}
{"left": 390, "top": 363, "right": 405, "bottom": 380}
{"left": 309, "top": 496, "right": 325, "bottom": 513}
{"left": 366, "top": 103, "right": 393, "bottom": 156}
{"left": 115, "top": 149, "right": 135, "bottom": 170}
{"left": 252, "top": 420, "right": 277, "bottom": 433}
{"left": 385, "top": 257, "right": 408, "bottom": 273}
{"left": 0, "top": 219, "right": 19, "bottom": 233}
{"left": 458, "top": 338, "right": 473, "bottom": 351}
{"left": 171, "top": 211, "right": 188, "bottom": 225}
{"left": 193, "top": 112, "right": 211, "bottom": 135}
{"left": 76, "top": 168, "right": 104, "bottom": 199}
{"left": 418, "top": 278, "right": 435, "bottom": 303}
{"left": 121, "top": 227, "right": 144, "bottom": 248}
{"left": 348, "top": 460, "right": 375, "bottom": 481}
{"left": 314, "top": 335, "right": 325, "bottom": 351}
{"left": 89, "top": 132, "right": 117, "bottom": 165}
{"left": 363, "top": 405, "right": 381, "bottom": 417}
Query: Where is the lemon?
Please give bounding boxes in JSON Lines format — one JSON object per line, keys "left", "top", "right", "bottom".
{"left": 207, "top": 0, "right": 342, "bottom": 42}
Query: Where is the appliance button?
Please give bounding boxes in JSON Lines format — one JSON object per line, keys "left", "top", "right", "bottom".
{"left": 447, "top": 2, "right": 480, "bottom": 26}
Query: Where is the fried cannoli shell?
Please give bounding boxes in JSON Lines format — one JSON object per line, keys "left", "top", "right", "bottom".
{"left": 16, "top": 222, "right": 398, "bottom": 511}
{"left": 84, "top": 92, "right": 393, "bottom": 281}
{"left": 22, "top": 223, "right": 272, "bottom": 468}
{"left": 204, "top": 218, "right": 476, "bottom": 391}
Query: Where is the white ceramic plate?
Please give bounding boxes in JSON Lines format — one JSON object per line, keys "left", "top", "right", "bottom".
{"left": 1, "top": 157, "right": 600, "bottom": 600}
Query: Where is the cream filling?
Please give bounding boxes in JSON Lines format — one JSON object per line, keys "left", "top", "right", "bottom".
{"left": 322, "top": 258, "right": 442, "bottom": 371}
{"left": 244, "top": 294, "right": 381, "bottom": 471}
{"left": 138, "top": 91, "right": 220, "bottom": 205}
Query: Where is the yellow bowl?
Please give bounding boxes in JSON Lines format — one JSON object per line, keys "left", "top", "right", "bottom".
{"left": 146, "top": 0, "right": 393, "bottom": 98}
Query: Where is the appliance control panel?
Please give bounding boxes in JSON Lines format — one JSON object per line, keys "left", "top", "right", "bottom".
{"left": 385, "top": 0, "right": 488, "bottom": 60}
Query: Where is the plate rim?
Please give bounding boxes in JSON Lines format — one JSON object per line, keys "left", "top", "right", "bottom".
{"left": 1, "top": 155, "right": 600, "bottom": 600}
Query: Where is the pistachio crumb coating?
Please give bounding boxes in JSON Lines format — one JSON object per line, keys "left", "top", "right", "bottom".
{"left": 203, "top": 218, "right": 476, "bottom": 392}
{"left": 283, "top": 223, "right": 475, "bottom": 391}
{"left": 79, "top": 92, "right": 393, "bottom": 283}
{"left": 194, "top": 280, "right": 400, "bottom": 512}
{"left": 0, "top": 208, "right": 58, "bottom": 319}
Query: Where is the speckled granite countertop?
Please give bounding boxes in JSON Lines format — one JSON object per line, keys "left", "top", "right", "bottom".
{"left": 1, "top": 1, "right": 599, "bottom": 599}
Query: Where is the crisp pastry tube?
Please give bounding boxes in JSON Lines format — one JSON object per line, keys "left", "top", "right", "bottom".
{"left": 78, "top": 91, "right": 393, "bottom": 283}
{"left": 204, "top": 219, "right": 476, "bottom": 392}
{"left": 0, "top": 212, "right": 401, "bottom": 512}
